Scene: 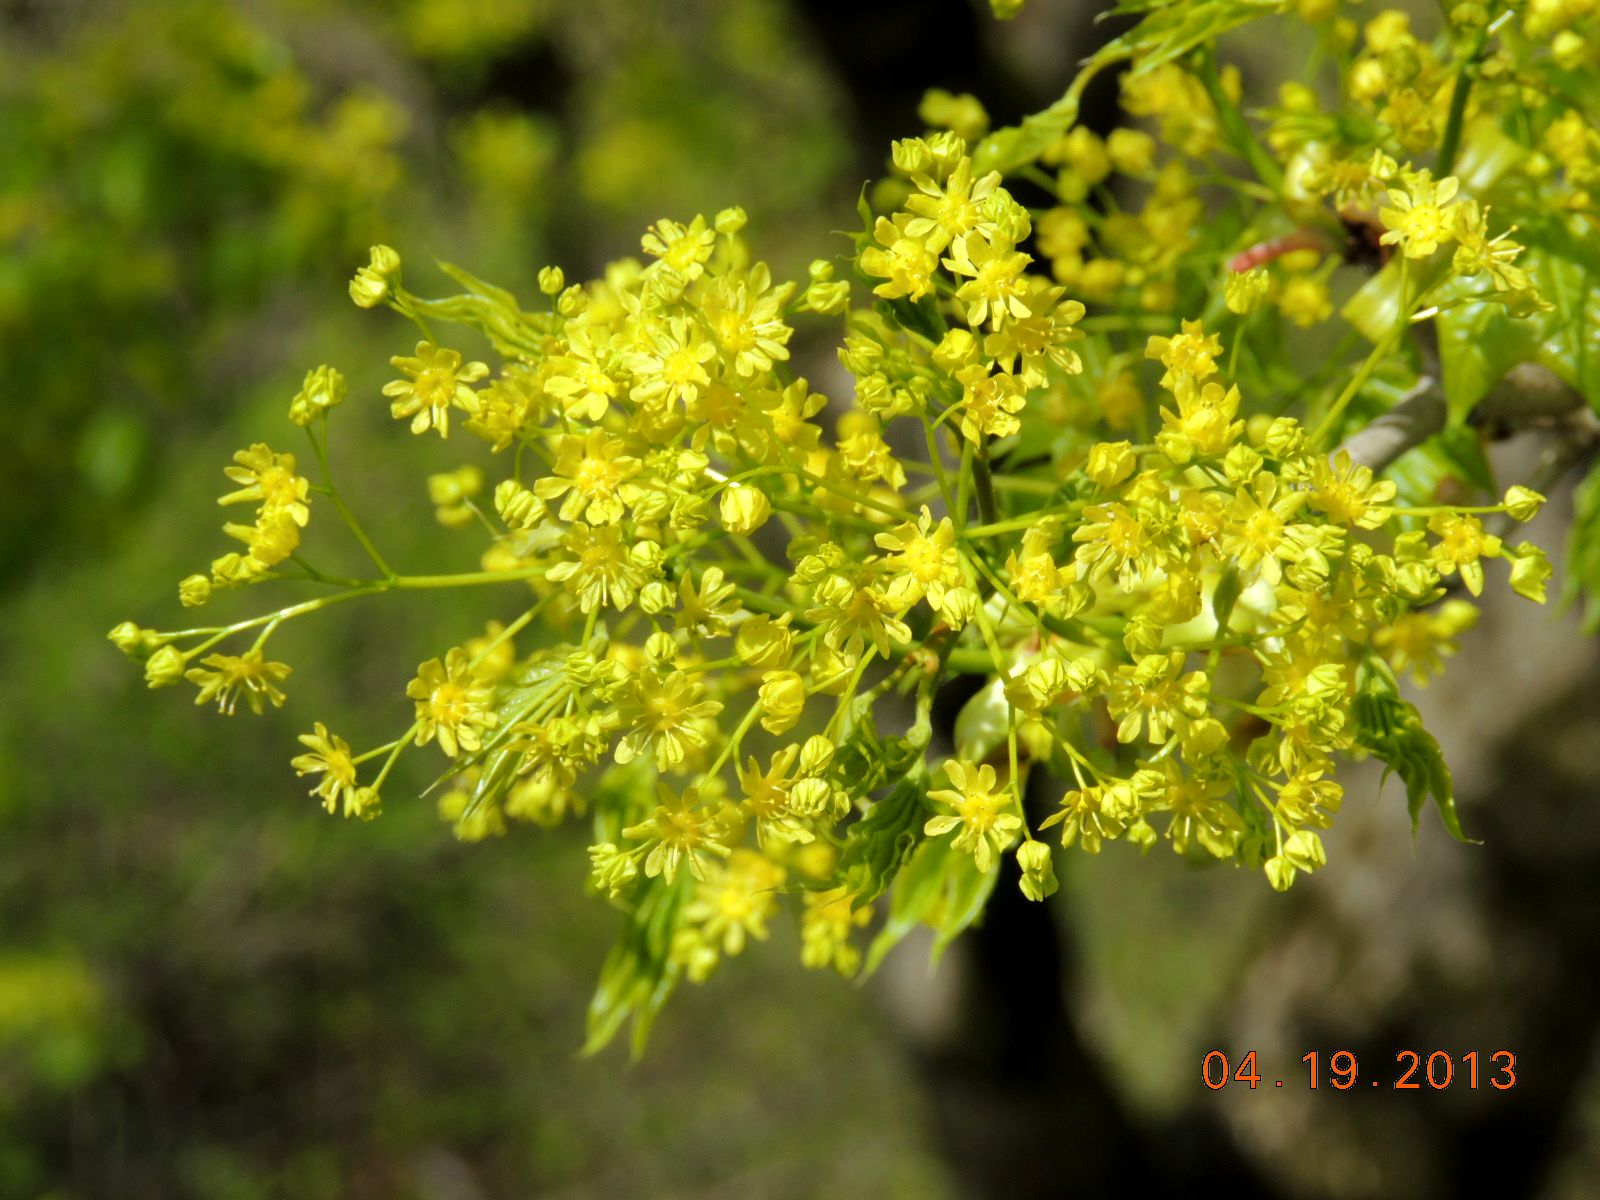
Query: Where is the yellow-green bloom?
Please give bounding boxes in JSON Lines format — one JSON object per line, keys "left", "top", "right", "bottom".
{"left": 925, "top": 760, "right": 1022, "bottom": 873}
{"left": 292, "top": 723, "right": 362, "bottom": 816}
{"left": 407, "top": 649, "right": 498, "bottom": 757}
{"left": 621, "top": 782, "right": 731, "bottom": 883}
{"left": 185, "top": 650, "right": 291, "bottom": 715}
{"left": 1378, "top": 171, "right": 1461, "bottom": 258}
{"left": 614, "top": 671, "right": 723, "bottom": 770}
{"left": 383, "top": 342, "right": 489, "bottom": 437}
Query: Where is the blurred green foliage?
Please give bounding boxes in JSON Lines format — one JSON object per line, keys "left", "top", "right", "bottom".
{"left": 0, "top": 1, "right": 930, "bottom": 1195}
{"left": 0, "top": 0, "right": 846, "bottom": 576}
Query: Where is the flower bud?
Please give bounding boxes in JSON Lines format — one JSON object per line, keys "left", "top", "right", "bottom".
{"left": 556, "top": 285, "right": 587, "bottom": 317}
{"left": 798, "top": 734, "right": 835, "bottom": 777}
{"left": 735, "top": 614, "right": 793, "bottom": 669}
{"left": 1503, "top": 485, "right": 1545, "bottom": 522}
{"left": 644, "top": 631, "right": 678, "bottom": 666}
{"left": 789, "top": 777, "right": 833, "bottom": 815}
{"left": 349, "top": 245, "right": 401, "bottom": 309}
{"left": 178, "top": 574, "right": 212, "bottom": 608}
{"left": 538, "top": 265, "right": 566, "bottom": 296}
{"left": 803, "top": 279, "right": 851, "bottom": 315}
{"left": 289, "top": 364, "right": 347, "bottom": 426}
{"left": 107, "top": 624, "right": 153, "bottom": 662}
{"left": 639, "top": 580, "right": 675, "bottom": 615}
{"left": 932, "top": 327, "right": 979, "bottom": 372}
{"left": 1106, "top": 128, "right": 1155, "bottom": 174}
{"left": 935, "top": 585, "right": 980, "bottom": 629}
{"left": 1264, "top": 855, "right": 1296, "bottom": 892}
{"left": 715, "top": 206, "right": 748, "bottom": 235}
{"left": 918, "top": 88, "right": 988, "bottom": 143}
{"left": 144, "top": 645, "right": 186, "bottom": 688}
{"left": 758, "top": 670, "right": 807, "bottom": 734}
{"left": 1085, "top": 441, "right": 1136, "bottom": 488}
{"left": 1509, "top": 543, "right": 1552, "bottom": 603}
{"left": 494, "top": 480, "right": 544, "bottom": 529}
{"left": 1225, "top": 267, "right": 1270, "bottom": 315}
{"left": 1283, "top": 829, "right": 1326, "bottom": 872}
{"left": 719, "top": 483, "right": 771, "bottom": 535}
{"left": 1017, "top": 839, "right": 1058, "bottom": 901}
{"left": 1553, "top": 30, "right": 1588, "bottom": 70}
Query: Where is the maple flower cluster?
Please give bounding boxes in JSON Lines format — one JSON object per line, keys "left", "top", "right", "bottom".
{"left": 112, "top": 0, "right": 1592, "bottom": 1052}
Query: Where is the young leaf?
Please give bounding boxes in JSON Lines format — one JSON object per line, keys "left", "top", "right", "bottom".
{"left": 1352, "top": 655, "right": 1471, "bottom": 843}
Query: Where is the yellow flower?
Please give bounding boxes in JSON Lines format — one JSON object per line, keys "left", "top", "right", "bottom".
{"left": 1039, "top": 784, "right": 1125, "bottom": 853}
{"left": 1378, "top": 171, "right": 1461, "bottom": 259}
{"left": 699, "top": 263, "right": 796, "bottom": 378}
{"left": 799, "top": 886, "right": 872, "bottom": 976}
{"left": 682, "top": 849, "right": 787, "bottom": 957}
{"left": 545, "top": 523, "right": 659, "bottom": 613}
{"left": 1427, "top": 512, "right": 1502, "bottom": 596}
{"left": 291, "top": 723, "right": 369, "bottom": 816}
{"left": 640, "top": 215, "right": 717, "bottom": 281}
{"left": 738, "top": 747, "right": 813, "bottom": 846}
{"left": 1374, "top": 599, "right": 1477, "bottom": 684}
{"left": 625, "top": 314, "right": 716, "bottom": 408}
{"left": 1218, "top": 473, "right": 1305, "bottom": 584}
{"left": 875, "top": 507, "right": 962, "bottom": 610}
{"left": 185, "top": 650, "right": 292, "bottom": 715}
{"left": 407, "top": 648, "right": 498, "bottom": 757}
{"left": 219, "top": 444, "right": 310, "bottom": 526}
{"left": 925, "top": 760, "right": 1023, "bottom": 872}
{"left": 533, "top": 430, "right": 642, "bottom": 525}
{"left": 860, "top": 215, "right": 939, "bottom": 301}
{"left": 944, "top": 234, "right": 1034, "bottom": 329}
{"left": 903, "top": 155, "right": 1000, "bottom": 250}
{"left": 1072, "top": 497, "right": 1178, "bottom": 585}
{"left": 382, "top": 341, "right": 490, "bottom": 437}
{"left": 954, "top": 363, "right": 1028, "bottom": 443}
{"left": 1307, "top": 450, "right": 1397, "bottom": 529}
{"left": 622, "top": 782, "right": 731, "bottom": 882}
{"left": 1105, "top": 652, "right": 1209, "bottom": 744}
{"left": 1152, "top": 761, "right": 1239, "bottom": 857}
{"left": 1145, "top": 318, "right": 1222, "bottom": 389}
{"left": 614, "top": 670, "right": 723, "bottom": 770}
{"left": 1278, "top": 275, "right": 1333, "bottom": 327}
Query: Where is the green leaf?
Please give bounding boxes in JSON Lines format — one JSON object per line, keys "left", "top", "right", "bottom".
{"left": 953, "top": 677, "right": 1012, "bottom": 761}
{"left": 1384, "top": 423, "right": 1497, "bottom": 507}
{"left": 1433, "top": 283, "right": 1540, "bottom": 420}
{"left": 582, "top": 872, "right": 690, "bottom": 1059}
{"left": 1432, "top": 241, "right": 1600, "bottom": 421}
{"left": 861, "top": 832, "right": 1000, "bottom": 975}
{"left": 837, "top": 764, "right": 930, "bottom": 907}
{"left": 405, "top": 258, "right": 553, "bottom": 360}
{"left": 1352, "top": 655, "right": 1471, "bottom": 843}
{"left": 975, "top": 0, "right": 1280, "bottom": 176}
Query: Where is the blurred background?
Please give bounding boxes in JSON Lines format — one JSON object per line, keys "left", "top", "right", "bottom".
{"left": 2, "top": 1, "right": 1598, "bottom": 1197}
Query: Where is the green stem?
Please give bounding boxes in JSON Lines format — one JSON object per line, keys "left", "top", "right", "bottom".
{"left": 309, "top": 422, "right": 395, "bottom": 579}
{"left": 1195, "top": 47, "right": 1282, "bottom": 191}
{"left": 1436, "top": 30, "right": 1489, "bottom": 177}
{"left": 972, "top": 440, "right": 1001, "bottom": 528}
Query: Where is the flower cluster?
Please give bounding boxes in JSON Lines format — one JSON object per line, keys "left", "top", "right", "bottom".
{"left": 113, "top": 0, "right": 1590, "bottom": 1053}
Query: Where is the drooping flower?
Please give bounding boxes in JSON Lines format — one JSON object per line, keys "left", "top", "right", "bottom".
{"left": 185, "top": 650, "right": 292, "bottom": 715}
